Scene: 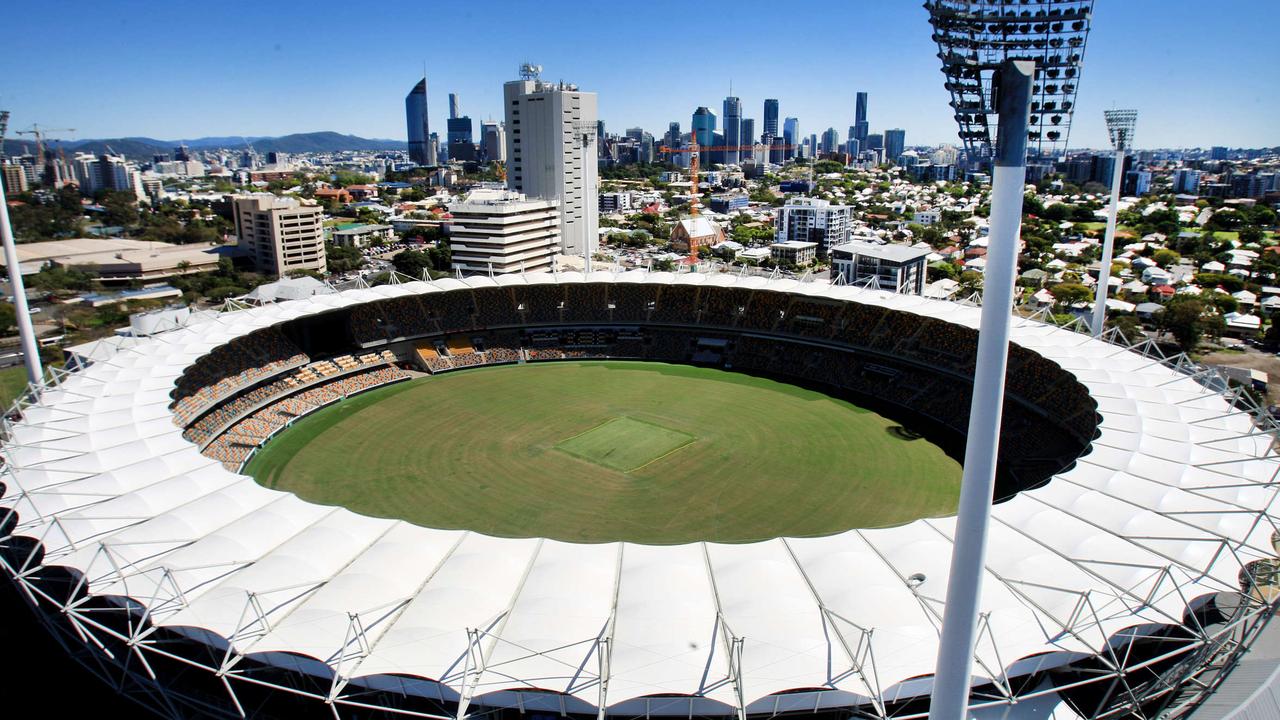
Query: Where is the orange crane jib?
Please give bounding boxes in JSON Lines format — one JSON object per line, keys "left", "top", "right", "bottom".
{"left": 657, "top": 144, "right": 795, "bottom": 154}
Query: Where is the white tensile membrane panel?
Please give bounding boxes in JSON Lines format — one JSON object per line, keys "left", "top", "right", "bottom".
{"left": 1, "top": 271, "right": 1276, "bottom": 717}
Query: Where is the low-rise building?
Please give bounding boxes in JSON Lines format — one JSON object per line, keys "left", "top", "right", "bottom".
{"left": 598, "top": 192, "right": 633, "bottom": 213}
{"left": 914, "top": 210, "right": 941, "bottom": 225}
{"left": 831, "top": 240, "right": 930, "bottom": 294}
{"left": 709, "top": 193, "right": 749, "bottom": 214}
{"left": 770, "top": 240, "right": 818, "bottom": 267}
{"left": 330, "top": 224, "right": 395, "bottom": 248}
{"left": 447, "top": 189, "right": 560, "bottom": 275}
{"left": 0, "top": 237, "right": 234, "bottom": 283}
{"left": 670, "top": 217, "right": 725, "bottom": 254}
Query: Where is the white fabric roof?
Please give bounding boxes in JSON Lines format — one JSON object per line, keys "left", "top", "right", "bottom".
{"left": 3, "top": 270, "right": 1277, "bottom": 714}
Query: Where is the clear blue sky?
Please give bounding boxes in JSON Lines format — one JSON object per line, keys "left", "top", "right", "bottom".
{"left": 2, "top": 0, "right": 1276, "bottom": 150}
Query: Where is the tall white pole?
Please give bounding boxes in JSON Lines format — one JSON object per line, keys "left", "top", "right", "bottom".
{"left": 0, "top": 180, "right": 43, "bottom": 385}
{"left": 928, "top": 59, "right": 1033, "bottom": 720}
{"left": 1091, "top": 146, "right": 1126, "bottom": 336}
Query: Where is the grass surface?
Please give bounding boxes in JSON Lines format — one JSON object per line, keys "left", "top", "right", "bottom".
{"left": 556, "top": 416, "right": 695, "bottom": 472}
{"left": 245, "top": 361, "right": 962, "bottom": 544}
{"left": 0, "top": 366, "right": 30, "bottom": 408}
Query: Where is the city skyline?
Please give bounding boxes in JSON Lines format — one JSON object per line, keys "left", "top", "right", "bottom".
{"left": 1, "top": 0, "right": 1277, "bottom": 150}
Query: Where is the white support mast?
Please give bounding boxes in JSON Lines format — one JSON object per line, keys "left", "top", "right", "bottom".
{"left": 1091, "top": 109, "right": 1137, "bottom": 336}
{"left": 927, "top": 58, "right": 1034, "bottom": 720}
{"left": 0, "top": 180, "right": 43, "bottom": 385}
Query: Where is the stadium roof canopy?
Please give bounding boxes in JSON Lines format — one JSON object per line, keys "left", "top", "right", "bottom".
{"left": 2, "top": 270, "right": 1277, "bottom": 717}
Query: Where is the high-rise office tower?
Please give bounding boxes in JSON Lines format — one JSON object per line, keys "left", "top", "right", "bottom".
{"left": 664, "top": 122, "right": 681, "bottom": 157}
{"left": 820, "top": 128, "right": 840, "bottom": 155}
{"left": 763, "top": 99, "right": 779, "bottom": 142}
{"left": 503, "top": 64, "right": 599, "bottom": 260}
{"left": 740, "top": 119, "right": 755, "bottom": 157}
{"left": 866, "top": 133, "right": 884, "bottom": 151}
{"left": 481, "top": 121, "right": 506, "bottom": 162}
{"left": 783, "top": 118, "right": 799, "bottom": 159}
{"left": 692, "top": 107, "right": 716, "bottom": 148}
{"left": 722, "top": 96, "right": 742, "bottom": 164}
{"left": 429, "top": 133, "right": 441, "bottom": 164}
{"left": 853, "top": 91, "right": 869, "bottom": 147}
{"left": 884, "top": 128, "right": 906, "bottom": 164}
{"left": 449, "top": 93, "right": 461, "bottom": 120}
{"left": 406, "top": 77, "right": 431, "bottom": 165}
{"left": 447, "top": 115, "right": 475, "bottom": 162}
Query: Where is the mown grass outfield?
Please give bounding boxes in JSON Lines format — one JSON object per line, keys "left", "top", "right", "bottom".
{"left": 245, "top": 361, "right": 962, "bottom": 544}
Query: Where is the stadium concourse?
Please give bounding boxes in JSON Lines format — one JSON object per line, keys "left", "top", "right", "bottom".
{"left": 0, "top": 270, "right": 1277, "bottom": 720}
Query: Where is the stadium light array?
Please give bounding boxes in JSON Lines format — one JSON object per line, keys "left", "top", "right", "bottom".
{"left": 925, "top": 0, "right": 1094, "bottom": 161}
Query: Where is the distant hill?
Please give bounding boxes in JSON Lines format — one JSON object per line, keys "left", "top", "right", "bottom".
{"left": 247, "top": 132, "right": 403, "bottom": 154}
{"left": 2, "top": 132, "right": 404, "bottom": 159}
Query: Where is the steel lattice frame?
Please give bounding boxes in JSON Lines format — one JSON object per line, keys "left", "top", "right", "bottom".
{"left": 925, "top": 0, "right": 1093, "bottom": 159}
{"left": 0, "top": 271, "right": 1277, "bottom": 720}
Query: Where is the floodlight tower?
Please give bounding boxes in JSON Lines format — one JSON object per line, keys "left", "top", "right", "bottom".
{"left": 924, "top": 2, "right": 1094, "bottom": 719}
{"left": 0, "top": 177, "right": 43, "bottom": 385}
{"left": 1091, "top": 109, "right": 1137, "bottom": 336}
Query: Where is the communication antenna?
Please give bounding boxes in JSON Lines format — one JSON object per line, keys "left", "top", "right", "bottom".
{"left": 519, "top": 63, "right": 542, "bottom": 81}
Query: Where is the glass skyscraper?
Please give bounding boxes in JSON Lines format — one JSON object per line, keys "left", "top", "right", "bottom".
{"left": 854, "top": 91, "right": 869, "bottom": 147}
{"left": 692, "top": 106, "right": 716, "bottom": 148}
{"left": 783, "top": 117, "right": 799, "bottom": 159}
{"left": 722, "top": 96, "right": 742, "bottom": 164}
{"left": 884, "top": 128, "right": 906, "bottom": 164}
{"left": 763, "top": 99, "right": 779, "bottom": 142}
{"left": 405, "top": 77, "right": 430, "bottom": 165}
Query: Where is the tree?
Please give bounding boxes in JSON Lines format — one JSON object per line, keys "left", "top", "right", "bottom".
{"left": 1152, "top": 248, "right": 1181, "bottom": 267}
{"left": 326, "top": 243, "right": 366, "bottom": 274}
{"left": 0, "top": 302, "right": 15, "bottom": 335}
{"left": 1109, "top": 315, "right": 1146, "bottom": 345}
{"left": 97, "top": 191, "right": 140, "bottom": 227}
{"left": 1048, "top": 282, "right": 1092, "bottom": 309}
{"left": 1159, "top": 297, "right": 1209, "bottom": 351}
{"left": 1239, "top": 227, "right": 1264, "bottom": 244}
{"left": 1263, "top": 321, "right": 1280, "bottom": 352}
{"left": 392, "top": 249, "right": 432, "bottom": 279}
{"left": 927, "top": 262, "right": 958, "bottom": 282}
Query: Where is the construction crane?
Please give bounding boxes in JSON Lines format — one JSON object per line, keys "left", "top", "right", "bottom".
{"left": 16, "top": 123, "right": 76, "bottom": 160}
{"left": 658, "top": 142, "right": 795, "bottom": 263}
{"left": 658, "top": 142, "right": 796, "bottom": 214}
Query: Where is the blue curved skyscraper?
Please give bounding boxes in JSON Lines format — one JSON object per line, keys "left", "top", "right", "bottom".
{"left": 405, "top": 76, "right": 430, "bottom": 165}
